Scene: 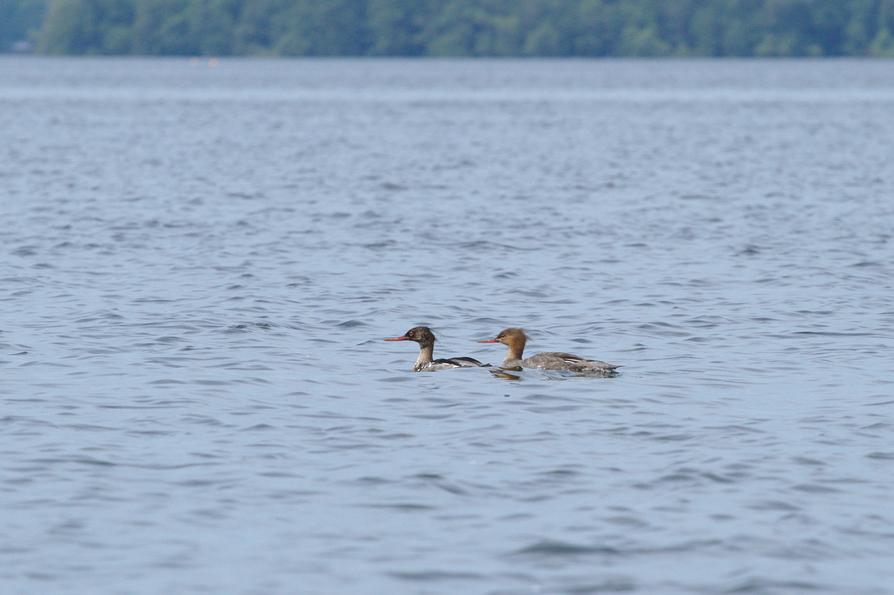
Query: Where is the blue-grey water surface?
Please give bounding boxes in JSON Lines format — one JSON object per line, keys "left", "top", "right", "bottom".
{"left": 2, "top": 57, "right": 893, "bottom": 594}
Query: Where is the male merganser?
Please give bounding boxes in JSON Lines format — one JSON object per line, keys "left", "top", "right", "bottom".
{"left": 385, "top": 326, "right": 488, "bottom": 372}
{"left": 479, "top": 327, "right": 619, "bottom": 376}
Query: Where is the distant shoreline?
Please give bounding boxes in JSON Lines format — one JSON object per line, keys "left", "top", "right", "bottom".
{"left": 3, "top": 54, "right": 894, "bottom": 60}
{"left": 8, "top": 1, "right": 894, "bottom": 59}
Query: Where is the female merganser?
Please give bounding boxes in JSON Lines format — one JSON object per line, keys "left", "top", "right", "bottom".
{"left": 479, "top": 327, "right": 619, "bottom": 376}
{"left": 385, "top": 326, "right": 488, "bottom": 372}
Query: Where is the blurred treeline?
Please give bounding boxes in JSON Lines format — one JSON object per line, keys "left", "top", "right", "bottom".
{"left": 5, "top": 0, "right": 894, "bottom": 56}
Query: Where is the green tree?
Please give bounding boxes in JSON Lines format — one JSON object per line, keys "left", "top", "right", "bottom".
{"left": 187, "top": 0, "right": 239, "bottom": 55}
{"left": 690, "top": 3, "right": 724, "bottom": 55}
{"left": 233, "top": 0, "right": 284, "bottom": 54}
{"left": 132, "top": 0, "right": 196, "bottom": 55}
{"left": 0, "top": 0, "right": 46, "bottom": 50}
{"left": 38, "top": 0, "right": 134, "bottom": 54}
{"left": 524, "top": 22, "right": 560, "bottom": 55}
{"left": 38, "top": 0, "right": 97, "bottom": 53}
{"left": 573, "top": 0, "right": 621, "bottom": 56}
{"left": 367, "top": 0, "right": 434, "bottom": 55}
{"left": 843, "top": 0, "right": 879, "bottom": 54}
{"left": 618, "top": 25, "right": 672, "bottom": 56}
{"left": 276, "top": 0, "right": 369, "bottom": 56}
{"left": 869, "top": 27, "right": 894, "bottom": 55}
{"left": 657, "top": 0, "right": 698, "bottom": 55}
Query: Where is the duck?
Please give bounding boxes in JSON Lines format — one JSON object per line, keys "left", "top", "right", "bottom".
{"left": 479, "top": 327, "right": 619, "bottom": 376}
{"left": 385, "top": 326, "right": 488, "bottom": 372}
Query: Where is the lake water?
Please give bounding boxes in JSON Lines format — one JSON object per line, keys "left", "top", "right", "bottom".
{"left": 1, "top": 57, "right": 893, "bottom": 594}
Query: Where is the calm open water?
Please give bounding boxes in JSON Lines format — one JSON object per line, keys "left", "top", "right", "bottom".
{"left": 1, "top": 57, "right": 893, "bottom": 594}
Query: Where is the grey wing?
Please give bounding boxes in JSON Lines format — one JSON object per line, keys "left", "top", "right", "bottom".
{"left": 546, "top": 352, "right": 620, "bottom": 371}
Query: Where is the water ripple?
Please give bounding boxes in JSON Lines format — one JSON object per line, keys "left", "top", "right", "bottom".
{"left": 2, "top": 57, "right": 893, "bottom": 595}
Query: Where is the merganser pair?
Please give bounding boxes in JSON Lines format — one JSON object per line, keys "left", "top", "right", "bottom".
{"left": 385, "top": 326, "right": 618, "bottom": 376}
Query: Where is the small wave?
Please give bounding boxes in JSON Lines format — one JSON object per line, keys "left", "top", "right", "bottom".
{"left": 389, "top": 570, "right": 482, "bottom": 581}
{"left": 513, "top": 540, "right": 621, "bottom": 557}
{"left": 335, "top": 319, "right": 368, "bottom": 328}
{"left": 723, "top": 578, "right": 822, "bottom": 593}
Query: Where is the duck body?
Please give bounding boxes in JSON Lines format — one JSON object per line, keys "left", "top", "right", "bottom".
{"left": 385, "top": 326, "right": 488, "bottom": 372}
{"left": 424, "top": 356, "right": 486, "bottom": 372}
{"left": 506, "top": 352, "right": 619, "bottom": 375}
{"left": 481, "top": 328, "right": 619, "bottom": 376}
